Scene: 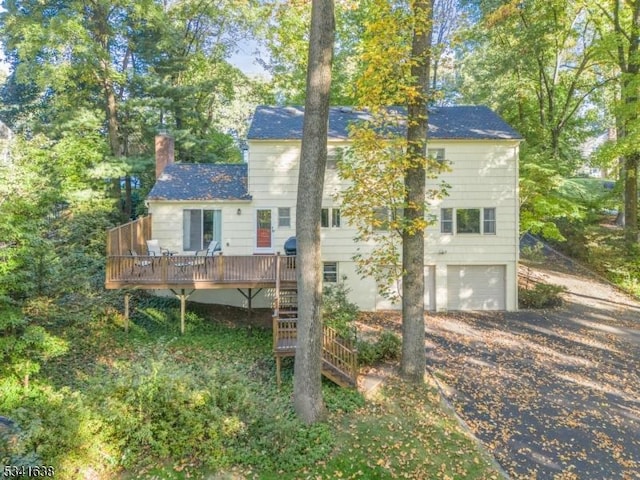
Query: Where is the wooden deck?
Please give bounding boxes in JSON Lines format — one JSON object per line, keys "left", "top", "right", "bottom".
{"left": 106, "top": 216, "right": 357, "bottom": 388}
{"left": 105, "top": 253, "right": 297, "bottom": 290}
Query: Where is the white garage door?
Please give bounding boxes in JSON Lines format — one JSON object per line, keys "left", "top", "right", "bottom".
{"left": 447, "top": 265, "right": 505, "bottom": 310}
{"left": 424, "top": 265, "right": 436, "bottom": 311}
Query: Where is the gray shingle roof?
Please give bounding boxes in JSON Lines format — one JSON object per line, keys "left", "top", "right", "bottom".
{"left": 247, "top": 105, "right": 522, "bottom": 140}
{"left": 148, "top": 163, "right": 251, "bottom": 201}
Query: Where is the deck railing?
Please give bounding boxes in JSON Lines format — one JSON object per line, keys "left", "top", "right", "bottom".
{"left": 105, "top": 253, "right": 297, "bottom": 288}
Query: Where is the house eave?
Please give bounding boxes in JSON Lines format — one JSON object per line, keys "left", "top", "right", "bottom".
{"left": 147, "top": 198, "right": 254, "bottom": 203}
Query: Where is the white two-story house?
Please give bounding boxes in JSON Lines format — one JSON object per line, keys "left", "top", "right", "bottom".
{"left": 144, "top": 105, "right": 522, "bottom": 311}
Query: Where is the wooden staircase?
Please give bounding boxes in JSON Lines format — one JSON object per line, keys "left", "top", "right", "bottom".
{"left": 273, "top": 288, "right": 358, "bottom": 388}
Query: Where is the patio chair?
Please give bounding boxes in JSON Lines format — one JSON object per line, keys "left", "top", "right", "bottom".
{"left": 206, "top": 240, "right": 221, "bottom": 256}
{"left": 146, "top": 239, "right": 169, "bottom": 256}
{"left": 129, "top": 249, "right": 154, "bottom": 274}
{"left": 192, "top": 249, "right": 209, "bottom": 273}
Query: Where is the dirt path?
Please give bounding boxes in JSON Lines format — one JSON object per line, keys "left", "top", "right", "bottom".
{"left": 425, "top": 260, "right": 640, "bottom": 479}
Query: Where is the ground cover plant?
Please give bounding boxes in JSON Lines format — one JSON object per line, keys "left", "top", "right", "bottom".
{"left": 1, "top": 293, "right": 502, "bottom": 479}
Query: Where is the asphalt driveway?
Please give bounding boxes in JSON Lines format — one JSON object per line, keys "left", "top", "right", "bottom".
{"left": 426, "top": 262, "right": 640, "bottom": 479}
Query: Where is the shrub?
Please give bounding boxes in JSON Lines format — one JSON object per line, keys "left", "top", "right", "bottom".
{"left": 356, "top": 331, "right": 402, "bottom": 366}
{"left": 0, "top": 379, "right": 115, "bottom": 477}
{"left": 0, "top": 302, "right": 68, "bottom": 387}
{"left": 323, "top": 280, "right": 359, "bottom": 342}
{"left": 100, "top": 345, "right": 253, "bottom": 470}
{"left": 520, "top": 241, "right": 545, "bottom": 263}
{"left": 375, "top": 331, "right": 402, "bottom": 360}
{"left": 519, "top": 283, "right": 565, "bottom": 309}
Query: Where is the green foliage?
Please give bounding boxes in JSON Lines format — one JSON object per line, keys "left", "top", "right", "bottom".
{"left": 236, "top": 398, "right": 334, "bottom": 472}
{"left": 519, "top": 150, "right": 584, "bottom": 240}
{"left": 0, "top": 134, "right": 120, "bottom": 300}
{"left": 553, "top": 220, "right": 640, "bottom": 298}
{"left": 261, "top": 0, "right": 365, "bottom": 104}
{"left": 558, "top": 177, "right": 618, "bottom": 211}
{"left": 1, "top": 380, "right": 114, "bottom": 474}
{"left": 100, "top": 344, "right": 253, "bottom": 470}
{"left": 357, "top": 331, "right": 402, "bottom": 366}
{"left": 322, "top": 280, "right": 359, "bottom": 341}
{"left": 520, "top": 242, "right": 546, "bottom": 263}
{"left": 311, "top": 378, "right": 500, "bottom": 480}
{"left": 322, "top": 384, "right": 366, "bottom": 413}
{"left": 0, "top": 302, "right": 68, "bottom": 386}
{"left": 519, "top": 283, "right": 566, "bottom": 309}
{"left": 0, "top": 291, "right": 500, "bottom": 479}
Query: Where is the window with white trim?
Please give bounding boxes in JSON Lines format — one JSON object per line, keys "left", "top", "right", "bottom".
{"left": 428, "top": 148, "right": 445, "bottom": 163}
{"left": 321, "top": 207, "right": 341, "bottom": 228}
{"left": 183, "top": 209, "right": 221, "bottom": 250}
{"left": 372, "top": 207, "right": 401, "bottom": 231}
{"left": 440, "top": 207, "right": 496, "bottom": 235}
{"left": 323, "top": 262, "right": 338, "bottom": 283}
{"left": 441, "top": 208, "right": 453, "bottom": 233}
{"left": 326, "top": 147, "right": 345, "bottom": 170}
{"left": 457, "top": 208, "right": 481, "bottom": 234}
{"left": 483, "top": 208, "right": 496, "bottom": 235}
{"left": 278, "top": 207, "right": 291, "bottom": 228}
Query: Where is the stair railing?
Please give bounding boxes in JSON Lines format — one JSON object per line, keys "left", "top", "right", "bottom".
{"left": 322, "top": 325, "right": 358, "bottom": 385}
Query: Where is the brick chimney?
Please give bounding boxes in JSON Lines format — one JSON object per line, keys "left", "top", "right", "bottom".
{"left": 155, "top": 133, "right": 174, "bottom": 179}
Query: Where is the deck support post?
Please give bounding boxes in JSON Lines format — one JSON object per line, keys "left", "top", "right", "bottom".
{"left": 180, "top": 293, "right": 186, "bottom": 334}
{"left": 237, "top": 288, "right": 263, "bottom": 317}
{"left": 170, "top": 288, "right": 194, "bottom": 335}
{"left": 274, "top": 253, "right": 281, "bottom": 312}
{"left": 124, "top": 293, "right": 130, "bottom": 333}
{"left": 276, "top": 356, "right": 282, "bottom": 388}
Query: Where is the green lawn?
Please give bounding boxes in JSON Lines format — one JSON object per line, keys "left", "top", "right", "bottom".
{"left": 1, "top": 295, "right": 503, "bottom": 479}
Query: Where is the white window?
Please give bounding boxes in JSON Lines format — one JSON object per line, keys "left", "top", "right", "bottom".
{"left": 321, "top": 207, "right": 341, "bottom": 228}
{"left": 428, "top": 148, "right": 445, "bottom": 163}
{"left": 326, "top": 147, "right": 345, "bottom": 170}
{"left": 323, "top": 262, "right": 338, "bottom": 283}
{"left": 456, "top": 208, "right": 481, "bottom": 234}
{"left": 440, "top": 207, "right": 496, "bottom": 235}
{"left": 332, "top": 208, "right": 341, "bottom": 228}
{"left": 441, "top": 208, "right": 453, "bottom": 234}
{"left": 373, "top": 207, "right": 400, "bottom": 231}
{"left": 183, "top": 209, "right": 221, "bottom": 250}
{"left": 483, "top": 208, "right": 496, "bottom": 235}
{"left": 278, "top": 207, "right": 291, "bottom": 228}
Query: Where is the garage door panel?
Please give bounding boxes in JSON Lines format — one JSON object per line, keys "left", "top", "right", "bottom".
{"left": 447, "top": 265, "right": 505, "bottom": 310}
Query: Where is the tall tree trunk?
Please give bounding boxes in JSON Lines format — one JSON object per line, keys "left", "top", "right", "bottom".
{"left": 294, "top": 0, "right": 335, "bottom": 424}
{"left": 401, "top": 0, "right": 433, "bottom": 383}
{"left": 614, "top": 0, "right": 640, "bottom": 244}
{"left": 624, "top": 152, "right": 639, "bottom": 242}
